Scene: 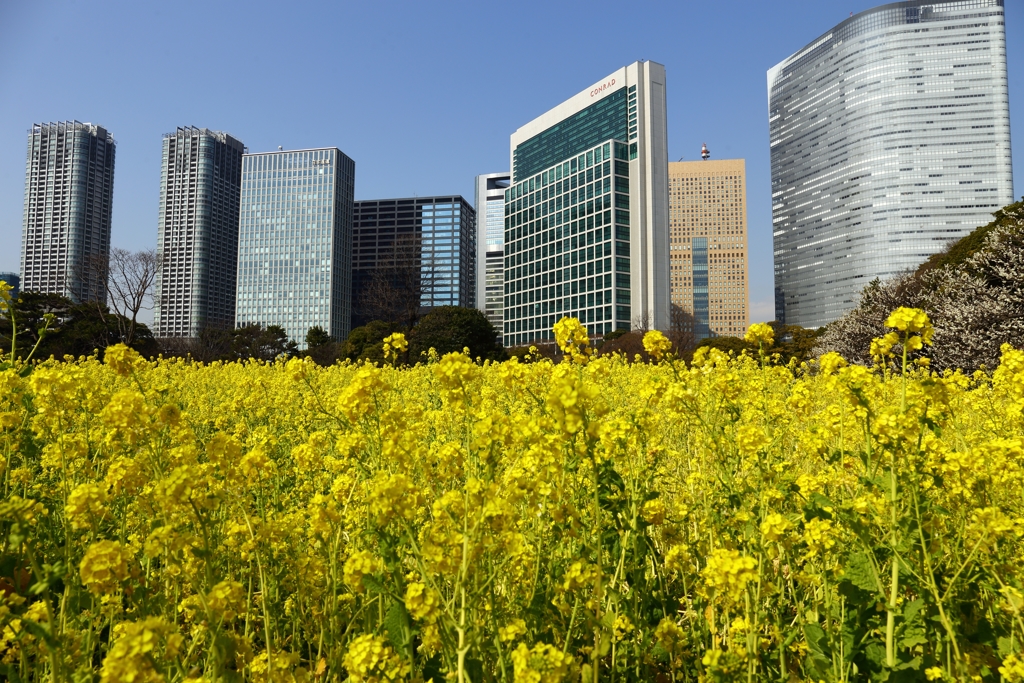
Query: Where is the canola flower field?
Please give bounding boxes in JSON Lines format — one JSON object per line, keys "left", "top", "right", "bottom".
{"left": 1, "top": 298, "right": 1023, "bottom": 682}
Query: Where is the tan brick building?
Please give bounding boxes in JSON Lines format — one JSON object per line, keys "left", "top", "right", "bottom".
{"left": 668, "top": 158, "right": 748, "bottom": 340}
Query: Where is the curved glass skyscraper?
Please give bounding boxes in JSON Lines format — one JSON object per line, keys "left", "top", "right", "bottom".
{"left": 769, "top": 0, "right": 1013, "bottom": 327}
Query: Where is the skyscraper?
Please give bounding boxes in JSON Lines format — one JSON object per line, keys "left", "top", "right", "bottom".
{"left": 475, "top": 173, "right": 510, "bottom": 339}
{"left": 235, "top": 148, "right": 355, "bottom": 347}
{"left": 769, "top": 0, "right": 1013, "bottom": 328}
{"left": 669, "top": 158, "right": 748, "bottom": 340}
{"left": 154, "top": 127, "right": 245, "bottom": 338}
{"left": 352, "top": 197, "right": 476, "bottom": 328}
{"left": 21, "top": 121, "right": 115, "bottom": 303}
{"left": 504, "top": 61, "right": 669, "bottom": 347}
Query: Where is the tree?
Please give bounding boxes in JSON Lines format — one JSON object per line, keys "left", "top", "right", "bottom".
{"left": 356, "top": 232, "right": 447, "bottom": 329}
{"left": 77, "top": 248, "right": 160, "bottom": 345}
{"left": 305, "top": 326, "right": 333, "bottom": 348}
{"left": 231, "top": 324, "right": 298, "bottom": 361}
{"left": 408, "top": 307, "right": 506, "bottom": 362}
{"left": 0, "top": 291, "right": 157, "bottom": 360}
{"left": 303, "top": 326, "right": 342, "bottom": 366}
{"left": 815, "top": 198, "right": 1024, "bottom": 372}
{"left": 341, "top": 320, "right": 400, "bottom": 363}
{"left": 598, "top": 331, "right": 649, "bottom": 361}
{"left": 160, "top": 327, "right": 235, "bottom": 363}
{"left": 694, "top": 335, "right": 755, "bottom": 357}
{"left": 668, "top": 304, "right": 699, "bottom": 358}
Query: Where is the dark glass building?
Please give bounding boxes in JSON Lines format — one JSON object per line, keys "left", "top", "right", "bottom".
{"left": 352, "top": 197, "right": 476, "bottom": 328}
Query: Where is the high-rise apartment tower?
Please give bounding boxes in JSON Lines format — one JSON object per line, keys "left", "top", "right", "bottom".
{"left": 769, "top": 0, "right": 1013, "bottom": 327}
{"left": 154, "top": 127, "right": 245, "bottom": 338}
{"left": 235, "top": 148, "right": 355, "bottom": 347}
{"left": 668, "top": 158, "right": 748, "bottom": 340}
{"left": 505, "top": 61, "right": 669, "bottom": 346}
{"left": 21, "top": 121, "right": 115, "bottom": 303}
{"left": 475, "top": 173, "right": 510, "bottom": 339}
{"left": 352, "top": 197, "right": 476, "bottom": 328}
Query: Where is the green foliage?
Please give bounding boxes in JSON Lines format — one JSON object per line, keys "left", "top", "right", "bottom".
{"left": 305, "top": 325, "right": 333, "bottom": 349}
{"left": 0, "top": 291, "right": 157, "bottom": 360}
{"left": 407, "top": 306, "right": 506, "bottom": 362}
{"left": 342, "top": 320, "right": 400, "bottom": 363}
{"left": 231, "top": 323, "right": 298, "bottom": 361}
{"left": 696, "top": 334, "right": 755, "bottom": 356}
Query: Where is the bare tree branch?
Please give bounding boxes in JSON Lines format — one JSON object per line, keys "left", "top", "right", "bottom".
{"left": 356, "top": 232, "right": 447, "bottom": 329}
{"left": 75, "top": 248, "right": 160, "bottom": 345}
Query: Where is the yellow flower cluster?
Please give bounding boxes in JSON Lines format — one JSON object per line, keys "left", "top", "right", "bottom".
{"left": 0, "top": 308, "right": 1021, "bottom": 682}
{"left": 642, "top": 329, "right": 672, "bottom": 360}
{"left": 381, "top": 332, "right": 408, "bottom": 363}
{"left": 744, "top": 322, "right": 774, "bottom": 346}
{"left": 700, "top": 548, "right": 758, "bottom": 606}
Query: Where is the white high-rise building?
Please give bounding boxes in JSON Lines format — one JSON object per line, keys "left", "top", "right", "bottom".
{"left": 475, "top": 172, "right": 510, "bottom": 340}
{"left": 21, "top": 121, "right": 115, "bottom": 304}
{"left": 154, "top": 127, "right": 245, "bottom": 338}
{"left": 769, "top": 0, "right": 1013, "bottom": 328}
{"left": 504, "top": 61, "right": 669, "bottom": 346}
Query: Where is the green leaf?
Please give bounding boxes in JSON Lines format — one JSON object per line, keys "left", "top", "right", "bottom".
{"left": 383, "top": 599, "right": 410, "bottom": 652}
{"left": 902, "top": 598, "right": 924, "bottom": 623}
{"left": 841, "top": 552, "right": 881, "bottom": 595}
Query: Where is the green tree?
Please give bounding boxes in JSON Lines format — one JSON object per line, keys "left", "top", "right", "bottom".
{"left": 408, "top": 306, "right": 506, "bottom": 362}
{"left": 303, "top": 325, "right": 342, "bottom": 366}
{"left": 0, "top": 291, "right": 158, "bottom": 360}
{"left": 305, "top": 326, "right": 333, "bottom": 348}
{"left": 231, "top": 324, "right": 297, "bottom": 361}
{"left": 341, "top": 320, "right": 400, "bottom": 363}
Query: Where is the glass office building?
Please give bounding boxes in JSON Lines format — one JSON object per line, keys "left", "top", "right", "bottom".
{"left": 475, "top": 173, "right": 510, "bottom": 340}
{"left": 505, "top": 61, "right": 669, "bottom": 346}
{"left": 669, "top": 159, "right": 749, "bottom": 341}
{"left": 769, "top": 0, "right": 1013, "bottom": 327}
{"left": 154, "top": 127, "right": 245, "bottom": 338}
{"left": 21, "top": 121, "right": 115, "bottom": 304}
{"left": 235, "top": 148, "right": 355, "bottom": 347}
{"left": 352, "top": 197, "right": 475, "bottom": 327}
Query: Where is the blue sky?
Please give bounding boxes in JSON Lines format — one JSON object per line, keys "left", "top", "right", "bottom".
{"left": 1, "top": 0, "right": 1020, "bottom": 323}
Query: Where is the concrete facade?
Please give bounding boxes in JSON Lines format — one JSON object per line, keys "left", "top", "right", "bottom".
{"left": 668, "top": 158, "right": 749, "bottom": 340}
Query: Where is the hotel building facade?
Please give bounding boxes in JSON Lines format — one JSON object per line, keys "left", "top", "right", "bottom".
{"left": 235, "top": 148, "right": 355, "bottom": 347}
{"left": 504, "top": 61, "right": 670, "bottom": 346}
{"left": 668, "top": 159, "right": 748, "bottom": 340}
{"left": 21, "top": 121, "right": 115, "bottom": 304}
{"left": 769, "top": 0, "right": 1013, "bottom": 327}
{"left": 154, "top": 127, "right": 245, "bottom": 338}
{"left": 475, "top": 172, "right": 510, "bottom": 340}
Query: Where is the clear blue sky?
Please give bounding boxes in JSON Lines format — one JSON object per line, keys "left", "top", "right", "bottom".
{"left": 1, "top": 0, "right": 1020, "bottom": 323}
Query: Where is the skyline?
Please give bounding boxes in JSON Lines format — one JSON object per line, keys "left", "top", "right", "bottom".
{"left": 1, "top": 0, "right": 1021, "bottom": 325}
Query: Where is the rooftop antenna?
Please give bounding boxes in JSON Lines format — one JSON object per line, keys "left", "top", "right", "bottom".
{"left": 701, "top": 143, "right": 710, "bottom": 161}
{"left": 278, "top": 145, "right": 283, "bottom": 151}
